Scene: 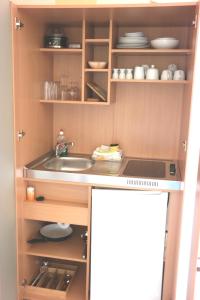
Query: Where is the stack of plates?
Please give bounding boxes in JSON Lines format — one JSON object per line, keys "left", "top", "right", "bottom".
{"left": 116, "top": 32, "right": 149, "bottom": 49}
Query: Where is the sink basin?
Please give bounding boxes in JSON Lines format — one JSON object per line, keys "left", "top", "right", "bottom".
{"left": 43, "top": 156, "right": 93, "bottom": 172}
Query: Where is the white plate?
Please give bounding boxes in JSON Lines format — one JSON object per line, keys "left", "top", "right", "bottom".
{"left": 119, "top": 37, "right": 148, "bottom": 43}
{"left": 40, "top": 223, "right": 73, "bottom": 239}
{"left": 125, "top": 32, "right": 145, "bottom": 37}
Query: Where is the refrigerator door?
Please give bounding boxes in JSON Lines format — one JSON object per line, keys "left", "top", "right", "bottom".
{"left": 90, "top": 189, "right": 168, "bottom": 300}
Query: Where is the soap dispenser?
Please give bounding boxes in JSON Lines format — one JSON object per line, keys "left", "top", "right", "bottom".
{"left": 55, "top": 129, "right": 68, "bottom": 157}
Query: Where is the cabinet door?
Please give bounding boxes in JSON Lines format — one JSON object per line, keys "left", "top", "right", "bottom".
{"left": 90, "top": 189, "right": 168, "bottom": 300}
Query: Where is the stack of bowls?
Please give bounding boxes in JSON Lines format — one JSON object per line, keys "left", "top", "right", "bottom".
{"left": 150, "top": 37, "right": 179, "bottom": 49}
{"left": 116, "top": 32, "right": 149, "bottom": 49}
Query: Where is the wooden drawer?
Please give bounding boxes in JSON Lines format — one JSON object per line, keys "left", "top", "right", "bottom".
{"left": 22, "top": 261, "right": 86, "bottom": 300}
{"left": 23, "top": 200, "right": 88, "bottom": 226}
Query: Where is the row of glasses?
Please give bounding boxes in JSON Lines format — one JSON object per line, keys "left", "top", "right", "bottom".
{"left": 44, "top": 81, "right": 60, "bottom": 100}
{"left": 43, "top": 77, "right": 80, "bottom": 100}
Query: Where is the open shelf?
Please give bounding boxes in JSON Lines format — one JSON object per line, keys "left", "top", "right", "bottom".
{"left": 111, "top": 49, "right": 192, "bottom": 55}
{"left": 110, "top": 79, "right": 189, "bottom": 84}
{"left": 39, "top": 48, "right": 82, "bottom": 54}
{"left": 85, "top": 68, "right": 109, "bottom": 72}
{"left": 40, "top": 100, "right": 82, "bottom": 104}
{"left": 25, "top": 226, "right": 86, "bottom": 263}
{"left": 23, "top": 199, "right": 88, "bottom": 226}
{"left": 40, "top": 99, "right": 109, "bottom": 105}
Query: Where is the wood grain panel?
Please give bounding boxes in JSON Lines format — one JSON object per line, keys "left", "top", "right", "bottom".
{"left": 162, "top": 191, "right": 183, "bottom": 300}
{"left": 54, "top": 83, "right": 183, "bottom": 159}
{"left": 113, "top": 83, "right": 183, "bottom": 159}
{"left": 14, "top": 10, "right": 53, "bottom": 168}
{"left": 27, "top": 181, "right": 89, "bottom": 204}
{"left": 23, "top": 200, "right": 88, "bottom": 225}
{"left": 54, "top": 103, "right": 114, "bottom": 154}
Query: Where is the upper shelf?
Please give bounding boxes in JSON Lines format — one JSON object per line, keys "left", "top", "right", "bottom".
{"left": 39, "top": 48, "right": 82, "bottom": 54}
{"left": 111, "top": 49, "right": 192, "bottom": 55}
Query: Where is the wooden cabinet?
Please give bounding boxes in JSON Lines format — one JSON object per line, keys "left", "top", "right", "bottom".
{"left": 19, "top": 181, "right": 91, "bottom": 300}
{"left": 11, "top": 2, "right": 199, "bottom": 300}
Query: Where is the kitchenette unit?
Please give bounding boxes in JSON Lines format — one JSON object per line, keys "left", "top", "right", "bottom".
{"left": 11, "top": 2, "right": 199, "bottom": 300}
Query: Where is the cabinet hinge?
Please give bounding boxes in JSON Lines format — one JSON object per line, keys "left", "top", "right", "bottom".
{"left": 21, "top": 278, "right": 27, "bottom": 287}
{"left": 17, "top": 130, "right": 26, "bottom": 141}
{"left": 163, "top": 230, "right": 168, "bottom": 261}
{"left": 15, "top": 17, "right": 24, "bottom": 30}
{"left": 192, "top": 14, "right": 198, "bottom": 28}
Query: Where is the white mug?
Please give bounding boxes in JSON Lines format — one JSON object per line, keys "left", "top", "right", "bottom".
{"left": 146, "top": 65, "right": 159, "bottom": 80}
{"left": 119, "top": 68, "right": 126, "bottom": 80}
{"left": 173, "top": 70, "right": 185, "bottom": 80}
{"left": 112, "top": 68, "right": 119, "bottom": 79}
{"left": 161, "top": 69, "right": 173, "bottom": 80}
{"left": 134, "top": 66, "right": 145, "bottom": 80}
{"left": 126, "top": 68, "right": 133, "bottom": 80}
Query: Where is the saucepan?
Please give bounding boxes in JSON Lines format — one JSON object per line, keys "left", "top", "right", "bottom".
{"left": 27, "top": 223, "right": 73, "bottom": 244}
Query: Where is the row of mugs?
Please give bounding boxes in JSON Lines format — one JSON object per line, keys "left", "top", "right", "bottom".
{"left": 112, "top": 65, "right": 185, "bottom": 80}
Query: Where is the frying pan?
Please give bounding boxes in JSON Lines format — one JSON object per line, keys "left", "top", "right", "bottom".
{"left": 27, "top": 223, "right": 73, "bottom": 244}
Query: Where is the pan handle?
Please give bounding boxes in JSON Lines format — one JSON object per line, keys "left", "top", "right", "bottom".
{"left": 27, "top": 237, "right": 47, "bottom": 244}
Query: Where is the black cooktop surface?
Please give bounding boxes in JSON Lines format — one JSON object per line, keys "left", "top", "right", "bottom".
{"left": 123, "top": 160, "right": 165, "bottom": 178}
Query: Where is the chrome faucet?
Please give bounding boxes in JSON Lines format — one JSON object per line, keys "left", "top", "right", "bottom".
{"left": 55, "top": 141, "right": 74, "bottom": 157}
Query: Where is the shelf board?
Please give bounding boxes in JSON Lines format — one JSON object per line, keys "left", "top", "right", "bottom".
{"left": 25, "top": 226, "right": 86, "bottom": 263}
{"left": 111, "top": 49, "right": 192, "bottom": 55}
{"left": 110, "top": 79, "right": 189, "bottom": 84}
{"left": 40, "top": 100, "right": 82, "bottom": 104}
{"left": 85, "top": 68, "right": 109, "bottom": 72}
{"left": 40, "top": 99, "right": 109, "bottom": 105}
{"left": 85, "top": 38, "right": 109, "bottom": 45}
{"left": 23, "top": 199, "right": 88, "bottom": 226}
{"left": 39, "top": 48, "right": 82, "bottom": 54}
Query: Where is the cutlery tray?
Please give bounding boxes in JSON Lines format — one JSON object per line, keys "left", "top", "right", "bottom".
{"left": 27, "top": 261, "right": 78, "bottom": 297}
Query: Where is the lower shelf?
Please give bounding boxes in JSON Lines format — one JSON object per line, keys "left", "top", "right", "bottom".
{"left": 23, "top": 264, "right": 86, "bottom": 300}
{"left": 40, "top": 99, "right": 109, "bottom": 105}
{"left": 25, "top": 226, "right": 86, "bottom": 263}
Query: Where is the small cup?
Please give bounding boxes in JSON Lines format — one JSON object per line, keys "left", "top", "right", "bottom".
{"left": 146, "top": 65, "right": 159, "bottom": 80}
{"left": 126, "top": 68, "right": 133, "bottom": 80}
{"left": 26, "top": 186, "right": 35, "bottom": 201}
{"left": 168, "top": 64, "right": 177, "bottom": 74}
{"left": 119, "top": 68, "right": 126, "bottom": 80}
{"left": 161, "top": 69, "right": 173, "bottom": 80}
{"left": 173, "top": 70, "right": 185, "bottom": 80}
{"left": 112, "top": 68, "right": 119, "bottom": 79}
{"left": 134, "top": 66, "right": 145, "bottom": 80}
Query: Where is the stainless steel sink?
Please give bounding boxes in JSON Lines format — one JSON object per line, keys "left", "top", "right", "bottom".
{"left": 43, "top": 156, "right": 94, "bottom": 172}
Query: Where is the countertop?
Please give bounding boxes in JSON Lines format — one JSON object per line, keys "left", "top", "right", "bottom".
{"left": 24, "top": 152, "right": 183, "bottom": 191}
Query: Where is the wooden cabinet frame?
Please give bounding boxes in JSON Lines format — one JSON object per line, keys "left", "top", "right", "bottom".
{"left": 10, "top": 2, "right": 199, "bottom": 300}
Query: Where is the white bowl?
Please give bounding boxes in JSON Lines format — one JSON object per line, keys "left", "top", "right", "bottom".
{"left": 151, "top": 38, "right": 179, "bottom": 49}
{"left": 88, "top": 61, "right": 107, "bottom": 69}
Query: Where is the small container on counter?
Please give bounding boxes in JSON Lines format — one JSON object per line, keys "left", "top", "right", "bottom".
{"left": 26, "top": 186, "right": 35, "bottom": 201}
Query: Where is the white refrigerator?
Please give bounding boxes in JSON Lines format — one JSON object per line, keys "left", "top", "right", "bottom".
{"left": 90, "top": 188, "right": 168, "bottom": 300}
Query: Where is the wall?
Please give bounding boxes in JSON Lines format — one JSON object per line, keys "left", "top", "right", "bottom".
{"left": 0, "top": 1, "right": 16, "bottom": 300}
